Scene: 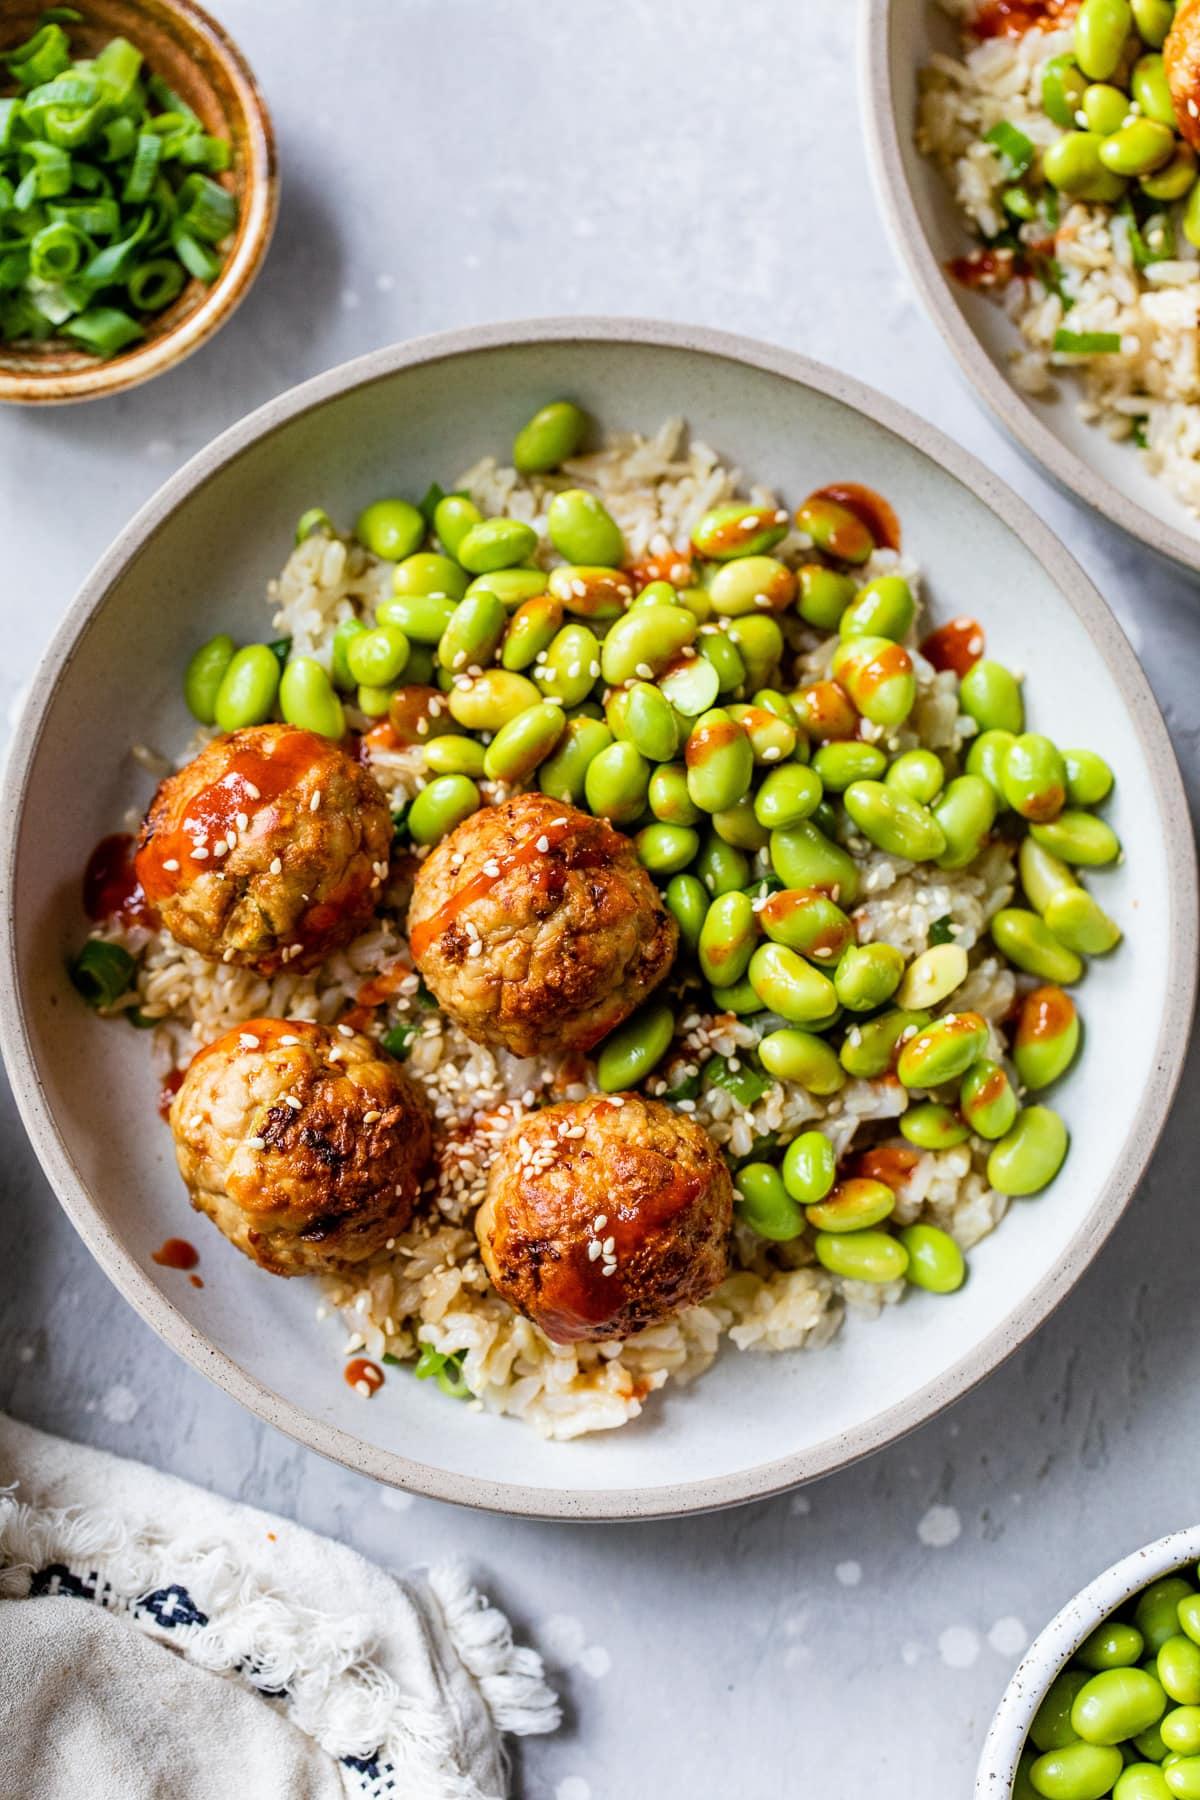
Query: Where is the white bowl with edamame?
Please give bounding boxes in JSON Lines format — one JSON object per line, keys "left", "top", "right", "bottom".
{"left": 1, "top": 318, "right": 1194, "bottom": 1519}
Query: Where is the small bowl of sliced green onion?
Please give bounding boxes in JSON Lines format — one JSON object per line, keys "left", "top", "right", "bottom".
{"left": 0, "top": 0, "right": 276, "bottom": 403}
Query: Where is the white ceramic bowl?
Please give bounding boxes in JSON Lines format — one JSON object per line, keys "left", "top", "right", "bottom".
{"left": 862, "top": 0, "right": 1200, "bottom": 575}
{"left": 977, "top": 1526, "right": 1200, "bottom": 1796}
{"left": 1, "top": 319, "right": 1195, "bottom": 1519}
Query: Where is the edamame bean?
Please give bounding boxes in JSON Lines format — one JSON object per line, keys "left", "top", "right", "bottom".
{"left": 696, "top": 629, "right": 747, "bottom": 697}
{"left": 407, "top": 774, "right": 481, "bottom": 844}
{"left": 538, "top": 623, "right": 602, "bottom": 707}
{"left": 457, "top": 517, "right": 540, "bottom": 575}
{"left": 770, "top": 820, "right": 860, "bottom": 904}
{"left": 735, "top": 1162, "right": 805, "bottom": 1241}
{"left": 840, "top": 1008, "right": 931, "bottom": 1078}
{"left": 762, "top": 888, "right": 855, "bottom": 963}
{"left": 380, "top": 592, "right": 458, "bottom": 644}
{"left": 1045, "top": 129, "right": 1129, "bottom": 199}
{"left": 584, "top": 741, "right": 651, "bottom": 823}
{"left": 832, "top": 637, "right": 917, "bottom": 728}
{"left": 748, "top": 943, "right": 838, "bottom": 1023}
{"left": 1044, "top": 886, "right": 1123, "bottom": 955}
{"left": 987, "top": 1105, "right": 1069, "bottom": 1196}
{"left": 356, "top": 683, "right": 391, "bottom": 718}
{"left": 1164, "top": 1713, "right": 1200, "bottom": 1757}
{"left": 685, "top": 710, "right": 754, "bottom": 813}
{"left": 726, "top": 702, "right": 798, "bottom": 765}
{"left": 547, "top": 489, "right": 624, "bottom": 566}
{"left": 834, "top": 942, "right": 906, "bottom": 1010}
{"left": 184, "top": 633, "right": 236, "bottom": 723}
{"left": 437, "top": 591, "right": 507, "bottom": 673}
{"left": 1142, "top": 141, "right": 1198, "bottom": 199}
{"left": 347, "top": 624, "right": 412, "bottom": 688}
{"left": 1099, "top": 114, "right": 1173, "bottom": 174}
{"left": 844, "top": 780, "right": 947, "bottom": 862}
{"left": 692, "top": 500, "right": 789, "bottom": 561}
{"left": 214, "top": 644, "right": 280, "bottom": 732}
{"left": 512, "top": 399, "right": 587, "bottom": 473}
{"left": 1132, "top": 51, "right": 1177, "bottom": 123}
{"left": 991, "top": 909, "right": 1084, "bottom": 984}
{"left": 392, "top": 552, "right": 469, "bottom": 600}
{"left": 547, "top": 564, "right": 633, "bottom": 619}
{"left": 356, "top": 498, "right": 425, "bottom": 562}
{"left": 538, "top": 716, "right": 612, "bottom": 804}
{"left": 1074, "top": 1670, "right": 1167, "bottom": 1745}
{"left": 1083, "top": 80, "right": 1133, "bottom": 133}
{"left": 759, "top": 1029, "right": 845, "bottom": 1094}
{"left": 595, "top": 1000, "right": 674, "bottom": 1092}
{"left": 726, "top": 614, "right": 784, "bottom": 690}
{"left": 932, "top": 774, "right": 998, "bottom": 871}
{"left": 619, "top": 682, "right": 680, "bottom": 762}
{"left": 1034, "top": 1670, "right": 1093, "bottom": 1752}
{"left": 600, "top": 604, "right": 696, "bottom": 685}
{"left": 433, "top": 493, "right": 483, "bottom": 559}
{"left": 708, "top": 556, "right": 796, "bottom": 616}
{"left": 1185, "top": 179, "right": 1200, "bottom": 249}
{"left": 649, "top": 762, "right": 702, "bottom": 825}
{"left": 712, "top": 797, "right": 768, "bottom": 851}
{"left": 1139, "top": 1582, "right": 1199, "bottom": 1656}
{"left": 665, "top": 872, "right": 708, "bottom": 950}
{"left": 278, "top": 656, "right": 345, "bottom": 740}
{"left": 710, "top": 979, "right": 764, "bottom": 1015}
{"left": 807, "top": 1177, "right": 895, "bottom": 1232}
{"left": 1002, "top": 733, "right": 1068, "bottom": 822}
{"left": 1029, "top": 1742, "right": 1124, "bottom": 1798}
{"left": 699, "top": 891, "right": 758, "bottom": 987}
{"left": 960, "top": 1058, "right": 1019, "bottom": 1139}
{"left": 1115, "top": 1766, "right": 1173, "bottom": 1800}
{"left": 1079, "top": 1624, "right": 1147, "bottom": 1672}
{"left": 1030, "top": 811, "right": 1121, "bottom": 867}
{"left": 901, "top": 1101, "right": 970, "bottom": 1149}
{"left": 753, "top": 687, "right": 804, "bottom": 732}
{"left": 781, "top": 1130, "right": 837, "bottom": 1203}
{"left": 482, "top": 701, "right": 566, "bottom": 782}
{"left": 1075, "top": 0, "right": 1134, "bottom": 80}
{"left": 1133, "top": 0, "right": 1174, "bottom": 42}
{"left": 1180, "top": 1597, "right": 1200, "bottom": 1650}
{"left": 796, "top": 494, "right": 874, "bottom": 563}
{"left": 754, "top": 764, "right": 824, "bottom": 829}
{"left": 661, "top": 652, "right": 723, "bottom": 717}
{"left": 424, "top": 735, "right": 487, "bottom": 777}
{"left": 814, "top": 1229, "right": 909, "bottom": 1284}
{"left": 838, "top": 574, "right": 915, "bottom": 642}
{"left": 966, "top": 729, "right": 1018, "bottom": 800}
{"left": 795, "top": 679, "right": 859, "bottom": 743}
{"left": 635, "top": 821, "right": 700, "bottom": 875}
{"left": 695, "top": 832, "right": 752, "bottom": 896}
{"left": 896, "top": 943, "right": 969, "bottom": 1010}
{"left": 446, "top": 669, "right": 540, "bottom": 733}
{"left": 1063, "top": 748, "right": 1115, "bottom": 806}
{"left": 886, "top": 748, "right": 945, "bottom": 804}
{"left": 1020, "top": 836, "right": 1077, "bottom": 916}
{"left": 812, "top": 741, "right": 888, "bottom": 791}
{"left": 466, "top": 568, "right": 548, "bottom": 607}
{"left": 797, "top": 563, "right": 856, "bottom": 630}
{"left": 329, "top": 617, "right": 367, "bottom": 692}
{"left": 896, "top": 1011, "right": 990, "bottom": 1088}
{"left": 501, "top": 593, "right": 563, "bottom": 670}
{"left": 1160, "top": 1641, "right": 1200, "bottom": 1707}
{"left": 960, "top": 658, "right": 1025, "bottom": 733}
{"left": 632, "top": 579, "right": 681, "bottom": 610}
{"left": 898, "top": 1223, "right": 966, "bottom": 1293}
{"left": 1043, "top": 53, "right": 1088, "bottom": 128}
{"left": 1164, "top": 1758, "right": 1200, "bottom": 1798}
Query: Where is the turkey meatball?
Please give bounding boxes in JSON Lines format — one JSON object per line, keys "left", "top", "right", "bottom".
{"left": 136, "top": 724, "right": 393, "bottom": 974}
{"left": 406, "top": 793, "right": 677, "bottom": 1056}
{"left": 475, "top": 1093, "right": 732, "bottom": 1343}
{"left": 170, "top": 1018, "right": 431, "bottom": 1276}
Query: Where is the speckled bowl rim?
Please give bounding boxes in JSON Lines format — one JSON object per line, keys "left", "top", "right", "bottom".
{"left": 976, "top": 1524, "right": 1200, "bottom": 1796}
{"left": 0, "top": 0, "right": 278, "bottom": 405}
{"left": 859, "top": 0, "right": 1200, "bottom": 577}
{"left": 1, "top": 317, "right": 1195, "bottom": 1520}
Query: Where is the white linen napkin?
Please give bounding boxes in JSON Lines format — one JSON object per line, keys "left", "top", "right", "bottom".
{"left": 0, "top": 1415, "right": 559, "bottom": 1800}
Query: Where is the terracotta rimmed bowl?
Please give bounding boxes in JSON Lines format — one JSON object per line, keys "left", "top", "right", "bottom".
{"left": 0, "top": 0, "right": 277, "bottom": 404}
{"left": 862, "top": 0, "right": 1200, "bottom": 576}
{"left": 1, "top": 319, "right": 1195, "bottom": 1519}
{"left": 977, "top": 1526, "right": 1200, "bottom": 1797}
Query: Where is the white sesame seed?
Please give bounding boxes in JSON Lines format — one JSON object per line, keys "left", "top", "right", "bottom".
{"left": 362, "top": 1109, "right": 381, "bottom": 1124}
{"left": 162, "top": 858, "right": 179, "bottom": 872}
{"left": 602, "top": 1235, "right": 615, "bottom": 1255}
{"left": 270, "top": 857, "right": 283, "bottom": 875}
{"left": 236, "top": 811, "right": 249, "bottom": 832}
{"left": 385, "top": 1237, "right": 396, "bottom": 1250}
{"left": 594, "top": 1214, "right": 607, "bottom": 1230}
{"left": 243, "top": 782, "right": 260, "bottom": 800}
{"left": 191, "top": 846, "right": 209, "bottom": 860}
{"left": 635, "top": 662, "right": 654, "bottom": 679}
{"left": 283, "top": 1095, "right": 301, "bottom": 1110}
{"left": 588, "top": 1240, "right": 602, "bottom": 1261}
{"left": 247, "top": 1135, "right": 265, "bottom": 1150}
{"left": 239, "top": 1033, "right": 259, "bottom": 1048}
{"left": 212, "top": 840, "right": 228, "bottom": 857}
{"left": 601, "top": 1263, "right": 617, "bottom": 1276}
{"left": 310, "top": 790, "right": 322, "bottom": 812}
{"left": 355, "top": 1380, "right": 372, "bottom": 1398}
{"left": 428, "top": 696, "right": 443, "bottom": 717}
{"left": 338, "top": 1023, "right": 354, "bottom": 1037}
{"left": 536, "top": 835, "right": 550, "bottom": 852}
{"left": 762, "top": 746, "right": 782, "bottom": 761}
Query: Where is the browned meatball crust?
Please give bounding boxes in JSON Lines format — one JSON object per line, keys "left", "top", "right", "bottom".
{"left": 170, "top": 1018, "right": 432, "bottom": 1276}
{"left": 136, "top": 724, "right": 393, "bottom": 974}
{"left": 475, "top": 1093, "right": 732, "bottom": 1343}
{"left": 406, "top": 793, "right": 677, "bottom": 1056}
{"left": 1167, "top": 0, "right": 1200, "bottom": 150}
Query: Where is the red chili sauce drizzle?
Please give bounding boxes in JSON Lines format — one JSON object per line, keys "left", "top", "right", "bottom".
{"left": 627, "top": 546, "right": 693, "bottom": 590}
{"left": 810, "top": 483, "right": 901, "bottom": 553}
{"left": 157, "top": 1068, "right": 184, "bottom": 1120}
{"left": 848, "top": 642, "right": 913, "bottom": 707}
{"left": 135, "top": 730, "right": 329, "bottom": 905}
{"left": 1017, "top": 986, "right": 1075, "bottom": 1045}
{"left": 854, "top": 1146, "right": 920, "bottom": 1190}
{"left": 153, "top": 1237, "right": 199, "bottom": 1270}
{"left": 408, "top": 815, "right": 622, "bottom": 963}
{"left": 972, "top": 0, "right": 1075, "bottom": 38}
{"left": 83, "top": 833, "right": 154, "bottom": 928}
{"left": 921, "top": 617, "right": 986, "bottom": 677}
{"left": 345, "top": 1357, "right": 385, "bottom": 1396}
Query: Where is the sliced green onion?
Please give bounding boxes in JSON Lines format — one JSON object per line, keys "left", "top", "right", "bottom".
{"left": 381, "top": 1022, "right": 418, "bottom": 1060}
{"left": 0, "top": 100, "right": 23, "bottom": 154}
{"left": 984, "top": 120, "right": 1035, "bottom": 177}
{"left": 122, "top": 132, "right": 162, "bottom": 203}
{"left": 146, "top": 73, "right": 198, "bottom": 122}
{"left": 69, "top": 939, "right": 135, "bottom": 1007}
{"left": 413, "top": 1344, "right": 471, "bottom": 1399}
{"left": 1002, "top": 184, "right": 1036, "bottom": 222}
{"left": 928, "top": 915, "right": 956, "bottom": 946}
{"left": 1132, "top": 417, "right": 1149, "bottom": 448}
{"left": 1053, "top": 328, "right": 1123, "bottom": 354}
{"left": 702, "top": 1053, "right": 773, "bottom": 1109}
{"left": 3, "top": 25, "right": 72, "bottom": 90}
{"left": 418, "top": 482, "right": 446, "bottom": 526}
{"left": 0, "top": 248, "right": 29, "bottom": 290}
{"left": 99, "top": 115, "right": 136, "bottom": 162}
{"left": 62, "top": 304, "right": 144, "bottom": 356}
{"left": 296, "top": 506, "right": 335, "bottom": 543}
{"left": 126, "top": 255, "right": 183, "bottom": 311}
{"left": 175, "top": 172, "right": 236, "bottom": 243}
{"left": 29, "top": 219, "right": 85, "bottom": 280}
{"left": 92, "top": 35, "right": 143, "bottom": 105}
{"left": 49, "top": 195, "right": 120, "bottom": 237}
{"left": 169, "top": 223, "right": 220, "bottom": 281}
{"left": 268, "top": 636, "right": 292, "bottom": 669}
